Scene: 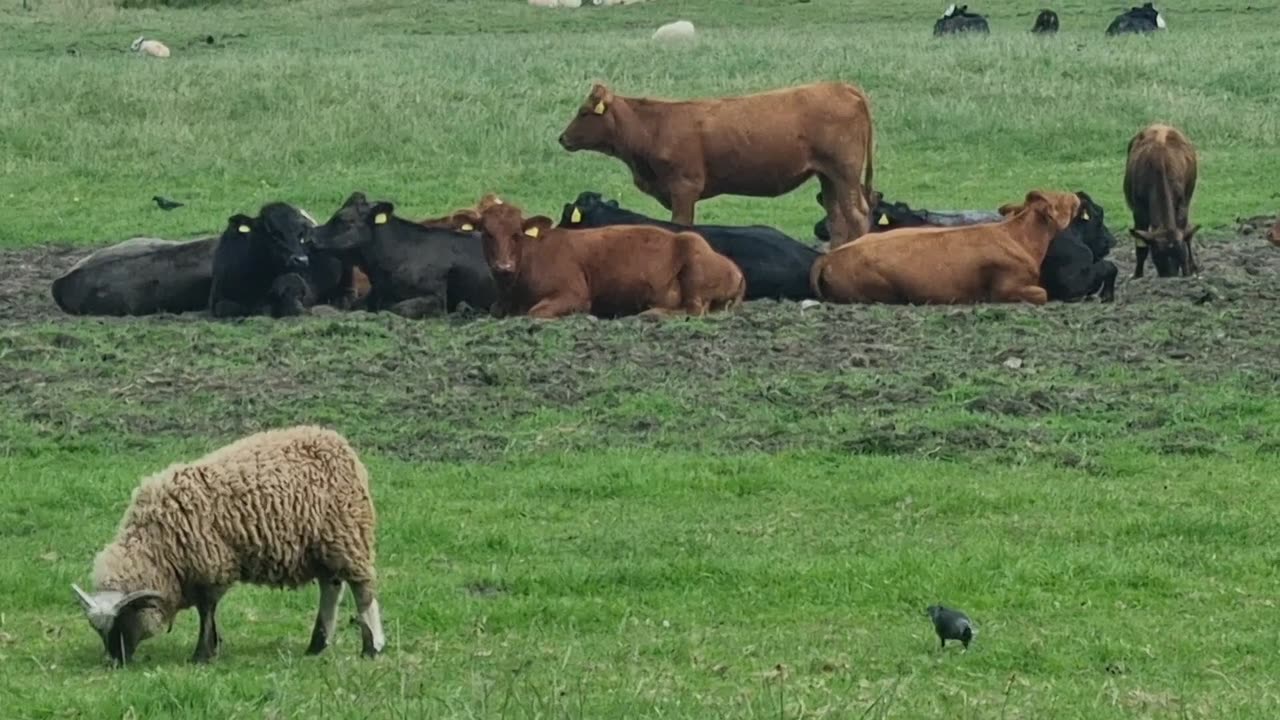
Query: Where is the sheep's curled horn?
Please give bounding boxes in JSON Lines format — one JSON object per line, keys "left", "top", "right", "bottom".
{"left": 72, "top": 584, "right": 163, "bottom": 633}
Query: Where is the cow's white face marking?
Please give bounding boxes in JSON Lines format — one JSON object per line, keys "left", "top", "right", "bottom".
{"left": 943, "top": 3, "right": 956, "bottom": 18}
{"left": 1155, "top": 12, "right": 1166, "bottom": 29}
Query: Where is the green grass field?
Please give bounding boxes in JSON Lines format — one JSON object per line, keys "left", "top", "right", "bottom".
{"left": 3, "top": 0, "right": 1280, "bottom": 717}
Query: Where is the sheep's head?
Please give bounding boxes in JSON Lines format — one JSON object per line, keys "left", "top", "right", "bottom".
{"left": 72, "top": 584, "right": 165, "bottom": 665}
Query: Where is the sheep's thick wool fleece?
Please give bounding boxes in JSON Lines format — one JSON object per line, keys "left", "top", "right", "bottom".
{"left": 93, "top": 426, "right": 376, "bottom": 599}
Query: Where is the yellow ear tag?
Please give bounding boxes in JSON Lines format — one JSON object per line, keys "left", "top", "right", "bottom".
{"left": 374, "top": 212, "right": 388, "bottom": 225}
{"left": 1081, "top": 211, "right": 1090, "bottom": 220}
{"left": 593, "top": 101, "right": 606, "bottom": 115}
{"left": 524, "top": 227, "right": 540, "bottom": 238}
{"left": 238, "top": 224, "right": 251, "bottom": 234}
{"left": 460, "top": 223, "right": 474, "bottom": 231}
{"left": 877, "top": 214, "right": 890, "bottom": 226}
{"left": 570, "top": 207, "right": 582, "bottom": 223}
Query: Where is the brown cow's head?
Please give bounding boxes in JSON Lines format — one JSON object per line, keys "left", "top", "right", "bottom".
{"left": 1129, "top": 225, "right": 1198, "bottom": 277}
{"left": 558, "top": 84, "right": 616, "bottom": 153}
{"left": 477, "top": 203, "right": 554, "bottom": 281}
{"left": 1006, "top": 190, "right": 1080, "bottom": 232}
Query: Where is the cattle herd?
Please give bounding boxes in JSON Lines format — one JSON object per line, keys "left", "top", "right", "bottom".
{"left": 934, "top": 3, "right": 1168, "bottom": 36}
{"left": 46, "top": 1, "right": 1257, "bottom": 320}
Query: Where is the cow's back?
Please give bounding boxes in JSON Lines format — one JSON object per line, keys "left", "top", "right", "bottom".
{"left": 1125, "top": 124, "right": 1197, "bottom": 209}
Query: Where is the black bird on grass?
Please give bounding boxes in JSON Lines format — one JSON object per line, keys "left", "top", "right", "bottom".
{"left": 926, "top": 605, "right": 975, "bottom": 650}
{"left": 153, "top": 195, "right": 185, "bottom": 211}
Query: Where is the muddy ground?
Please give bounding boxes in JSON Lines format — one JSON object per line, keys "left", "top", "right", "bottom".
{"left": 3, "top": 228, "right": 1279, "bottom": 465}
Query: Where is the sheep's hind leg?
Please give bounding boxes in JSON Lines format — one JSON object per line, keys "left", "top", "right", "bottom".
{"left": 306, "top": 578, "right": 346, "bottom": 655}
{"left": 350, "top": 581, "right": 385, "bottom": 658}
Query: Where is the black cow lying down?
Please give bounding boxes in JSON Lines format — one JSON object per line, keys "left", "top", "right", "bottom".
{"left": 311, "top": 192, "right": 497, "bottom": 318}
{"left": 813, "top": 191, "right": 1002, "bottom": 241}
{"left": 1107, "top": 3, "right": 1166, "bottom": 35}
{"left": 1032, "top": 10, "right": 1059, "bottom": 34}
{"left": 934, "top": 4, "right": 990, "bottom": 35}
{"left": 815, "top": 191, "right": 1118, "bottom": 302}
{"left": 999, "top": 191, "right": 1118, "bottom": 302}
{"left": 209, "top": 202, "right": 361, "bottom": 318}
{"left": 51, "top": 204, "right": 361, "bottom": 317}
{"left": 558, "top": 191, "right": 821, "bottom": 301}
{"left": 51, "top": 235, "right": 218, "bottom": 316}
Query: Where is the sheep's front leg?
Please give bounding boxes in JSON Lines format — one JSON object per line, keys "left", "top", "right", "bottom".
{"left": 306, "top": 579, "right": 346, "bottom": 655}
{"left": 350, "top": 581, "right": 385, "bottom": 658}
{"left": 193, "top": 598, "right": 220, "bottom": 663}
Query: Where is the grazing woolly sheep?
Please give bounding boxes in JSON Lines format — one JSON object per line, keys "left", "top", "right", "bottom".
{"left": 652, "top": 20, "right": 696, "bottom": 42}
{"left": 130, "top": 36, "right": 171, "bottom": 58}
{"left": 73, "top": 426, "right": 384, "bottom": 665}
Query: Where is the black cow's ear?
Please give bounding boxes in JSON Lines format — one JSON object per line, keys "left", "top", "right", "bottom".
{"left": 227, "top": 214, "right": 254, "bottom": 235}
{"left": 369, "top": 202, "right": 395, "bottom": 226}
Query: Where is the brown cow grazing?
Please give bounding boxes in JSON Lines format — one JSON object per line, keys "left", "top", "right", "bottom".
{"left": 1124, "top": 123, "right": 1200, "bottom": 278}
{"left": 810, "top": 190, "right": 1080, "bottom": 305}
{"left": 557, "top": 81, "right": 875, "bottom": 249}
{"left": 475, "top": 202, "right": 744, "bottom": 319}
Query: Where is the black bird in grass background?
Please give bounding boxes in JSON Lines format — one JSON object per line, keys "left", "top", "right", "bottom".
{"left": 153, "top": 195, "right": 185, "bottom": 210}
{"left": 926, "top": 605, "right": 975, "bottom": 650}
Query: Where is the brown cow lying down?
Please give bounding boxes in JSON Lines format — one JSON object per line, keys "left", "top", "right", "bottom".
{"left": 558, "top": 81, "right": 874, "bottom": 249}
{"left": 810, "top": 190, "right": 1080, "bottom": 305}
{"left": 418, "top": 193, "right": 505, "bottom": 231}
{"left": 474, "top": 201, "right": 744, "bottom": 319}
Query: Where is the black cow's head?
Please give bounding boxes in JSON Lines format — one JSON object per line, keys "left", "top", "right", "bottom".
{"left": 812, "top": 190, "right": 929, "bottom": 241}
{"left": 559, "top": 191, "right": 619, "bottom": 228}
{"left": 1106, "top": 2, "right": 1165, "bottom": 35}
{"left": 1072, "top": 192, "right": 1115, "bottom": 260}
{"left": 228, "top": 202, "right": 313, "bottom": 272}
{"left": 1032, "top": 9, "right": 1059, "bottom": 34}
{"left": 934, "top": 4, "right": 990, "bottom": 36}
{"left": 312, "top": 192, "right": 382, "bottom": 252}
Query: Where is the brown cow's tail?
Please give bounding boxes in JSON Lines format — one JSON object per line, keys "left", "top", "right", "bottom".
{"left": 728, "top": 266, "right": 747, "bottom": 310}
{"left": 863, "top": 124, "right": 874, "bottom": 205}
{"left": 809, "top": 254, "right": 829, "bottom": 301}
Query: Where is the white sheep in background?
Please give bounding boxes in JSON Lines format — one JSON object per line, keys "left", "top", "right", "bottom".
{"left": 130, "top": 36, "right": 171, "bottom": 58}
{"left": 653, "top": 20, "right": 696, "bottom": 42}
{"left": 72, "top": 426, "right": 385, "bottom": 665}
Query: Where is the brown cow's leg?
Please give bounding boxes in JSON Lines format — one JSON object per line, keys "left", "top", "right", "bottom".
{"left": 528, "top": 296, "right": 588, "bottom": 319}
{"left": 1184, "top": 238, "right": 1199, "bottom": 276}
{"left": 993, "top": 276, "right": 1049, "bottom": 305}
{"left": 1132, "top": 244, "right": 1149, "bottom": 279}
{"left": 818, "top": 177, "right": 849, "bottom": 250}
{"left": 669, "top": 184, "right": 700, "bottom": 226}
{"left": 639, "top": 307, "right": 687, "bottom": 319}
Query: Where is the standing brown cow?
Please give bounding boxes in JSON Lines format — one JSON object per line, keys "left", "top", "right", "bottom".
{"left": 810, "top": 190, "right": 1080, "bottom": 305}
{"left": 475, "top": 202, "right": 744, "bottom": 319}
{"left": 557, "top": 82, "right": 875, "bottom": 249}
{"left": 1124, "top": 123, "right": 1200, "bottom": 278}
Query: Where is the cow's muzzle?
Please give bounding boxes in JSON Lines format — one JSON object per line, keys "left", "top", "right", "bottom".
{"left": 493, "top": 261, "right": 516, "bottom": 277}
{"left": 287, "top": 254, "right": 310, "bottom": 270}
